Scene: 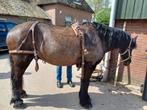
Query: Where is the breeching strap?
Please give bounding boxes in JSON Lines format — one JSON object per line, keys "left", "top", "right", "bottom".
{"left": 31, "top": 21, "right": 40, "bottom": 72}
{"left": 9, "top": 21, "right": 40, "bottom": 72}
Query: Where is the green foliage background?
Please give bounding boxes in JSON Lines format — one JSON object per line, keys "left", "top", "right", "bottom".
{"left": 86, "top": 0, "right": 111, "bottom": 25}
{"left": 95, "top": 8, "right": 110, "bottom": 25}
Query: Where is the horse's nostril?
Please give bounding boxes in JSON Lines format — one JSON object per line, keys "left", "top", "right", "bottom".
{"left": 124, "top": 61, "right": 131, "bottom": 66}
{"left": 124, "top": 62, "right": 128, "bottom": 66}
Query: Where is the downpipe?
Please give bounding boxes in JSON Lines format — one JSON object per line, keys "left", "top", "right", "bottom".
{"left": 102, "top": 0, "right": 118, "bottom": 81}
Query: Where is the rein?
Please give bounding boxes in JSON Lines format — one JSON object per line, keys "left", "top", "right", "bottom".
{"left": 102, "top": 38, "right": 133, "bottom": 73}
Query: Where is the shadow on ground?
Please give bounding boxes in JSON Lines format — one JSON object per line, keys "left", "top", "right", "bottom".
{"left": 0, "top": 72, "right": 32, "bottom": 79}
{"left": 23, "top": 83, "right": 147, "bottom": 110}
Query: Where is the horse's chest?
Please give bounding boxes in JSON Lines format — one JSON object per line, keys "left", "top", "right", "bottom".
{"left": 84, "top": 37, "right": 104, "bottom": 64}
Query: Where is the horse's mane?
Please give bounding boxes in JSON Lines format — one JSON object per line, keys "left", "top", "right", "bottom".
{"left": 92, "top": 22, "right": 137, "bottom": 51}
{"left": 81, "top": 22, "right": 136, "bottom": 51}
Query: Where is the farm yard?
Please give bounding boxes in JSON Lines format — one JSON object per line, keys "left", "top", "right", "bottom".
{"left": 0, "top": 52, "right": 146, "bottom": 110}
{"left": 0, "top": 0, "right": 147, "bottom": 110}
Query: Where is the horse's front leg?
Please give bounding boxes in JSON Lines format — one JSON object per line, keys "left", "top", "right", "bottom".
{"left": 79, "top": 62, "right": 97, "bottom": 109}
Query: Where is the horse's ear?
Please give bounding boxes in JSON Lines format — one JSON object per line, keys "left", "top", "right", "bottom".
{"left": 134, "top": 35, "right": 138, "bottom": 41}
{"left": 132, "top": 35, "right": 138, "bottom": 48}
{"left": 133, "top": 35, "right": 138, "bottom": 43}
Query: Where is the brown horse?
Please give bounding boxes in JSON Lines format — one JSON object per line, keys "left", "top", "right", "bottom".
{"left": 7, "top": 21, "right": 137, "bottom": 108}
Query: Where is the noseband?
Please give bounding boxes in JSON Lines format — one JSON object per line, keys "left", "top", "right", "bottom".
{"left": 120, "top": 38, "right": 132, "bottom": 62}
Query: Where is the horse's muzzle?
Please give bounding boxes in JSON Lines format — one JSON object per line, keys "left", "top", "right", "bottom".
{"left": 123, "top": 60, "right": 131, "bottom": 66}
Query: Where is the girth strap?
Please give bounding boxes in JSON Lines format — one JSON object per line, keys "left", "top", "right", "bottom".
{"left": 72, "top": 22, "right": 85, "bottom": 79}
{"left": 80, "top": 31, "right": 85, "bottom": 79}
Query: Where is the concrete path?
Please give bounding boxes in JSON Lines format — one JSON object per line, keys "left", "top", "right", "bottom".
{"left": 0, "top": 52, "right": 147, "bottom": 110}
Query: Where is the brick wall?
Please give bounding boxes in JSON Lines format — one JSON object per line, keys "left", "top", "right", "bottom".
{"left": 42, "top": 4, "right": 92, "bottom": 26}
{"left": 110, "top": 20, "right": 147, "bottom": 86}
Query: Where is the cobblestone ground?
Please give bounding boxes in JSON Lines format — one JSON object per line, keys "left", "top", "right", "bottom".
{"left": 0, "top": 52, "right": 147, "bottom": 110}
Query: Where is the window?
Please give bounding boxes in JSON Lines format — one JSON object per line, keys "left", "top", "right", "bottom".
{"left": 82, "top": 19, "right": 88, "bottom": 23}
{"left": 65, "top": 16, "right": 73, "bottom": 27}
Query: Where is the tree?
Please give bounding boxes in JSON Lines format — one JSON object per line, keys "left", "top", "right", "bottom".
{"left": 86, "top": 0, "right": 111, "bottom": 25}
{"left": 95, "top": 8, "right": 110, "bottom": 25}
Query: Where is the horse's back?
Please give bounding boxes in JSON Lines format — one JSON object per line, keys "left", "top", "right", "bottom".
{"left": 51, "top": 26, "right": 76, "bottom": 37}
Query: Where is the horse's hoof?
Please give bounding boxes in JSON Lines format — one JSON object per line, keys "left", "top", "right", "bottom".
{"left": 10, "top": 98, "right": 25, "bottom": 108}
{"left": 20, "top": 90, "right": 27, "bottom": 98}
{"left": 80, "top": 101, "right": 92, "bottom": 109}
{"left": 80, "top": 98, "right": 92, "bottom": 109}
{"left": 79, "top": 92, "right": 92, "bottom": 109}
{"left": 13, "top": 100, "right": 24, "bottom": 108}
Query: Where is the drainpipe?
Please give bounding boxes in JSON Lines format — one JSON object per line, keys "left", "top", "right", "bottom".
{"left": 102, "top": 0, "right": 118, "bottom": 81}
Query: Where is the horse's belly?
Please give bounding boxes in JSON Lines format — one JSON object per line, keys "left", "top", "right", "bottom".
{"left": 41, "top": 54, "right": 78, "bottom": 66}
{"left": 39, "top": 44, "right": 80, "bottom": 66}
{"left": 38, "top": 32, "right": 81, "bottom": 66}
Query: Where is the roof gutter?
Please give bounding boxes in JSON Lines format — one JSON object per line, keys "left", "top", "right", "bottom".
{"left": 102, "top": 0, "right": 118, "bottom": 81}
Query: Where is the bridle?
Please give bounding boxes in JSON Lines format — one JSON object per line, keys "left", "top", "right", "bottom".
{"left": 120, "top": 38, "right": 132, "bottom": 63}
{"left": 99, "top": 38, "right": 133, "bottom": 74}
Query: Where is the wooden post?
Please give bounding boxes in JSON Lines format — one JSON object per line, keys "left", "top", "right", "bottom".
{"left": 142, "top": 68, "right": 147, "bottom": 101}
{"left": 114, "top": 21, "right": 126, "bottom": 86}
{"left": 127, "top": 65, "right": 131, "bottom": 84}
{"left": 142, "top": 51, "right": 147, "bottom": 101}
{"left": 125, "top": 20, "right": 131, "bottom": 84}
{"left": 114, "top": 54, "right": 121, "bottom": 86}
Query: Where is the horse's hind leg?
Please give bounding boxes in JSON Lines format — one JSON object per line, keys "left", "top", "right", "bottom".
{"left": 10, "top": 55, "right": 33, "bottom": 108}
{"left": 79, "top": 62, "right": 97, "bottom": 109}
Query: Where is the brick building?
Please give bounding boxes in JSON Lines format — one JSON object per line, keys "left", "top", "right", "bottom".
{"left": 110, "top": 0, "right": 147, "bottom": 85}
{"left": 31, "top": 0, "right": 94, "bottom": 26}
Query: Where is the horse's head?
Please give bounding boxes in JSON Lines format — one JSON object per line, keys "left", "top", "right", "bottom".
{"left": 119, "top": 35, "right": 138, "bottom": 66}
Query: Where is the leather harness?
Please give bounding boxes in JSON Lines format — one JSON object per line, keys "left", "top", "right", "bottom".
{"left": 9, "top": 21, "right": 40, "bottom": 71}
{"left": 9, "top": 21, "right": 86, "bottom": 78}
{"left": 71, "top": 22, "right": 85, "bottom": 79}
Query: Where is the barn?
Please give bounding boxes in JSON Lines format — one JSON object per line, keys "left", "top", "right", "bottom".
{"left": 109, "top": 0, "right": 147, "bottom": 86}
{"left": 0, "top": 0, "right": 50, "bottom": 24}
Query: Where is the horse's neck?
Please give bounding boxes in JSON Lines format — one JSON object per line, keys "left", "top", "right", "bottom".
{"left": 101, "top": 29, "right": 128, "bottom": 53}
